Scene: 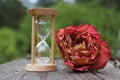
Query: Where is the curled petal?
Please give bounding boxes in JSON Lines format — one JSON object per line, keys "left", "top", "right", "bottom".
{"left": 56, "top": 29, "right": 64, "bottom": 43}
{"left": 99, "top": 40, "right": 111, "bottom": 53}
{"left": 70, "top": 56, "right": 94, "bottom": 66}
{"left": 75, "top": 66, "right": 89, "bottom": 71}
{"left": 65, "top": 59, "right": 90, "bottom": 71}
{"left": 89, "top": 40, "right": 111, "bottom": 70}
{"left": 79, "top": 50, "right": 91, "bottom": 57}
{"left": 77, "top": 24, "right": 99, "bottom": 35}
{"left": 77, "top": 24, "right": 90, "bottom": 33}
{"left": 90, "top": 34, "right": 101, "bottom": 44}
{"left": 87, "top": 25, "right": 99, "bottom": 35}
{"left": 65, "top": 61, "right": 74, "bottom": 67}
{"left": 90, "top": 46, "right": 98, "bottom": 60}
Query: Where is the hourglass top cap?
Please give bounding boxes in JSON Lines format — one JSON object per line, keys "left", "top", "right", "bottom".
{"left": 27, "top": 8, "right": 58, "bottom": 16}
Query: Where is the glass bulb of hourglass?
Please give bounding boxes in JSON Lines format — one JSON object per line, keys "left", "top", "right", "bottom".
{"left": 35, "top": 16, "right": 51, "bottom": 64}
{"left": 35, "top": 41, "right": 51, "bottom": 64}
{"left": 36, "top": 18, "right": 51, "bottom": 40}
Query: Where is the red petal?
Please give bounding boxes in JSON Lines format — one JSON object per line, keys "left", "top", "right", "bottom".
{"left": 100, "top": 40, "right": 111, "bottom": 53}
{"left": 87, "top": 25, "right": 99, "bottom": 35}
{"left": 76, "top": 66, "right": 89, "bottom": 71}
{"left": 81, "top": 32, "right": 89, "bottom": 39}
{"left": 76, "top": 24, "right": 99, "bottom": 35}
{"left": 56, "top": 29, "right": 64, "bottom": 42}
{"left": 90, "top": 46, "right": 98, "bottom": 60}
{"left": 65, "top": 27, "right": 79, "bottom": 38}
{"left": 90, "top": 34, "right": 101, "bottom": 44}
{"left": 65, "top": 61, "right": 89, "bottom": 71}
{"left": 89, "top": 53, "right": 110, "bottom": 70}
{"left": 65, "top": 61, "right": 74, "bottom": 67}
{"left": 66, "top": 26, "right": 77, "bottom": 30}
{"left": 89, "top": 40, "right": 111, "bottom": 70}
{"left": 77, "top": 24, "right": 89, "bottom": 33}
{"left": 70, "top": 56, "right": 94, "bottom": 66}
{"left": 79, "top": 50, "right": 92, "bottom": 57}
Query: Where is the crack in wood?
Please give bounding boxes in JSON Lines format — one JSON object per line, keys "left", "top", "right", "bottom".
{"left": 91, "top": 71, "right": 105, "bottom": 80}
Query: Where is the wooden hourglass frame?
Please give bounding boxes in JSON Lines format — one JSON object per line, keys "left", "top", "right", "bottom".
{"left": 25, "top": 8, "right": 58, "bottom": 72}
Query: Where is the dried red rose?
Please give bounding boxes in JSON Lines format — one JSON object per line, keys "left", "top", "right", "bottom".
{"left": 56, "top": 24, "right": 111, "bottom": 71}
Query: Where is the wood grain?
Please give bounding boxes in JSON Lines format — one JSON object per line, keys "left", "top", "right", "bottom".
{"left": 92, "top": 62, "right": 120, "bottom": 80}
{"left": 51, "top": 15, "right": 55, "bottom": 64}
{"left": 0, "top": 59, "right": 120, "bottom": 80}
{"left": 27, "top": 8, "right": 58, "bottom": 16}
{"left": 25, "top": 64, "right": 57, "bottom": 72}
{"left": 31, "top": 16, "right": 35, "bottom": 65}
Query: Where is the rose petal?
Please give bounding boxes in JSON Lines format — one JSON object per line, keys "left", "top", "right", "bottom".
{"left": 77, "top": 24, "right": 89, "bottom": 33}
{"left": 90, "top": 34, "right": 101, "bottom": 44}
{"left": 65, "top": 28, "right": 79, "bottom": 39}
{"left": 70, "top": 56, "right": 94, "bottom": 66}
{"left": 100, "top": 40, "right": 111, "bottom": 53}
{"left": 81, "top": 32, "right": 89, "bottom": 39}
{"left": 56, "top": 29, "right": 64, "bottom": 43}
{"left": 65, "top": 61, "right": 89, "bottom": 71}
{"left": 65, "top": 61, "right": 74, "bottom": 67}
{"left": 89, "top": 40, "right": 111, "bottom": 70}
{"left": 89, "top": 53, "right": 110, "bottom": 70}
{"left": 76, "top": 66, "right": 89, "bottom": 71}
{"left": 79, "top": 50, "right": 92, "bottom": 57}
{"left": 64, "top": 57, "right": 89, "bottom": 71}
{"left": 87, "top": 25, "right": 99, "bottom": 35}
{"left": 90, "top": 46, "right": 98, "bottom": 60}
{"left": 66, "top": 26, "right": 77, "bottom": 30}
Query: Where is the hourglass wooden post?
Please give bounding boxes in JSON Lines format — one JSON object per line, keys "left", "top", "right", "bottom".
{"left": 25, "top": 8, "right": 58, "bottom": 72}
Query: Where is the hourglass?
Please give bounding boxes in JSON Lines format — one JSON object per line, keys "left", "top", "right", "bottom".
{"left": 25, "top": 8, "right": 58, "bottom": 71}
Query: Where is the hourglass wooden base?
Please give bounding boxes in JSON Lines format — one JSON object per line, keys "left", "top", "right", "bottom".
{"left": 25, "top": 64, "right": 57, "bottom": 72}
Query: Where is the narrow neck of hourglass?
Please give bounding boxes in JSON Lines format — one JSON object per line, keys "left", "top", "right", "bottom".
{"left": 39, "top": 30, "right": 51, "bottom": 41}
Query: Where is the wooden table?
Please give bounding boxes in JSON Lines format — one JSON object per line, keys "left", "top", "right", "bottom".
{"left": 0, "top": 58, "right": 120, "bottom": 80}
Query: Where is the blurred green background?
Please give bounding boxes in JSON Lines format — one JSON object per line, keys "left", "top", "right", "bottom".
{"left": 0, "top": 0, "right": 120, "bottom": 64}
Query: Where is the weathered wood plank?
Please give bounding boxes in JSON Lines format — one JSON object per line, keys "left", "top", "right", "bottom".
{"left": 21, "top": 72, "right": 46, "bottom": 80}
{"left": 0, "top": 59, "right": 27, "bottom": 78}
{"left": 92, "top": 62, "right": 120, "bottom": 80}
{"left": 0, "top": 59, "right": 28, "bottom": 80}
{"left": 0, "top": 59, "right": 119, "bottom": 80}
{"left": 47, "top": 59, "right": 84, "bottom": 80}
{"left": 47, "top": 59, "right": 102, "bottom": 80}
{"left": 0, "top": 59, "right": 47, "bottom": 80}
